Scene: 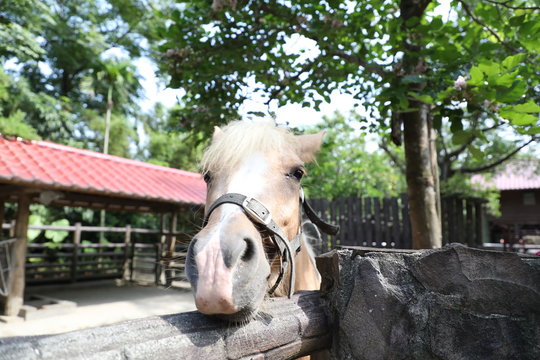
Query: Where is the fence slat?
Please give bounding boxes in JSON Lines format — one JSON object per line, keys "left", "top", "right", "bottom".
{"left": 364, "top": 198, "right": 373, "bottom": 247}
{"left": 391, "top": 198, "right": 401, "bottom": 248}
{"left": 383, "top": 198, "right": 391, "bottom": 247}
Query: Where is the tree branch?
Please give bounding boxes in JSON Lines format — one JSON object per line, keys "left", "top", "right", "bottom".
{"left": 485, "top": 0, "right": 540, "bottom": 10}
{"left": 457, "top": 137, "right": 537, "bottom": 174}
{"left": 380, "top": 140, "right": 406, "bottom": 174}
{"left": 457, "top": 0, "right": 516, "bottom": 52}
{"left": 445, "top": 122, "right": 502, "bottom": 160}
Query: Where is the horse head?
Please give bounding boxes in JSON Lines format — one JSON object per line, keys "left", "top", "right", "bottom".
{"left": 185, "top": 121, "right": 325, "bottom": 322}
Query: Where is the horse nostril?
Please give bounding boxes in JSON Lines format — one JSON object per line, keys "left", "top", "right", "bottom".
{"left": 241, "top": 237, "right": 255, "bottom": 262}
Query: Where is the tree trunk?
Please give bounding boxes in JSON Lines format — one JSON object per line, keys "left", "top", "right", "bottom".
{"left": 402, "top": 104, "right": 442, "bottom": 249}
{"left": 3, "top": 194, "right": 30, "bottom": 316}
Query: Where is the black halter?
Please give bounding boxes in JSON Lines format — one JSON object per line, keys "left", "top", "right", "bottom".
{"left": 202, "top": 190, "right": 339, "bottom": 298}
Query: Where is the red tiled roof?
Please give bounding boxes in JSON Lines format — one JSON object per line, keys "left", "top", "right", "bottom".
{"left": 471, "top": 161, "right": 540, "bottom": 191}
{"left": 0, "top": 136, "right": 206, "bottom": 205}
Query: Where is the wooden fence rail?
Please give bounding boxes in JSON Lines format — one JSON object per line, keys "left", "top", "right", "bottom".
{"left": 0, "top": 291, "right": 330, "bottom": 360}
{"left": 1, "top": 223, "right": 191, "bottom": 286}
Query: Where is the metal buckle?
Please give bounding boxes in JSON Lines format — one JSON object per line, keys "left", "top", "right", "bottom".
{"left": 242, "top": 197, "right": 272, "bottom": 225}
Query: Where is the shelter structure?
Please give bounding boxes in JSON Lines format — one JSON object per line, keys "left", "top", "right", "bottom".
{"left": 0, "top": 135, "right": 206, "bottom": 316}
{"left": 471, "top": 160, "right": 540, "bottom": 245}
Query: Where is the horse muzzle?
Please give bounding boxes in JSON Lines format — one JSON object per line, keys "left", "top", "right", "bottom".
{"left": 185, "top": 209, "right": 270, "bottom": 320}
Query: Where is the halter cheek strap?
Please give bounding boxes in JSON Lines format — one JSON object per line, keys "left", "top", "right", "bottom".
{"left": 202, "top": 191, "right": 339, "bottom": 298}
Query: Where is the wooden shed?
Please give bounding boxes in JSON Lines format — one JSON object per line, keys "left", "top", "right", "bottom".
{"left": 471, "top": 160, "right": 540, "bottom": 245}
{"left": 0, "top": 135, "right": 206, "bottom": 316}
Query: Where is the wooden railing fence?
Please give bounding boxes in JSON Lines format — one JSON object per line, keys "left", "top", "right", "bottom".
{"left": 1, "top": 223, "right": 190, "bottom": 286}
{"left": 308, "top": 194, "right": 487, "bottom": 253}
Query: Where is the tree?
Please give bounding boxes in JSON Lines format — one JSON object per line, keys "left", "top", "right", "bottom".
{"left": 159, "top": 0, "right": 540, "bottom": 249}
{"left": 301, "top": 111, "right": 406, "bottom": 199}
{"left": 0, "top": 0, "right": 170, "bottom": 151}
{"left": 139, "top": 103, "right": 205, "bottom": 172}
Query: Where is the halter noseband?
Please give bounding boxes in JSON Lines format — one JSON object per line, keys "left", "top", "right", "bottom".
{"left": 202, "top": 191, "right": 339, "bottom": 298}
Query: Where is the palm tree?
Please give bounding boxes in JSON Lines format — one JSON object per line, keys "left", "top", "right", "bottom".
{"left": 82, "top": 58, "right": 142, "bottom": 239}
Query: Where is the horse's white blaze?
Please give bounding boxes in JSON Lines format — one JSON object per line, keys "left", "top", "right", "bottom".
{"left": 226, "top": 153, "right": 269, "bottom": 197}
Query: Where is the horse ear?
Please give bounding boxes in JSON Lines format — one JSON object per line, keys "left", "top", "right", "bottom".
{"left": 296, "top": 130, "right": 325, "bottom": 162}
{"left": 212, "top": 126, "right": 223, "bottom": 143}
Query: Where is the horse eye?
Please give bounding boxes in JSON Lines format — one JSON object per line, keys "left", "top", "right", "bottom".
{"left": 203, "top": 173, "right": 212, "bottom": 184}
{"left": 288, "top": 168, "right": 305, "bottom": 181}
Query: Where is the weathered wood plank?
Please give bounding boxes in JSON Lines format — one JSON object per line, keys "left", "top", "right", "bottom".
{"left": 0, "top": 291, "right": 330, "bottom": 360}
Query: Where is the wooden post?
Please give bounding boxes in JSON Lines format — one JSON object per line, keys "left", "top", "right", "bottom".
{"left": 391, "top": 198, "right": 400, "bottom": 248}
{"left": 4, "top": 194, "right": 30, "bottom": 316}
{"left": 8, "top": 220, "right": 15, "bottom": 238}
{"left": 373, "top": 198, "right": 381, "bottom": 247}
{"left": 123, "top": 224, "right": 132, "bottom": 281}
{"left": 164, "top": 212, "right": 178, "bottom": 287}
{"left": 154, "top": 242, "right": 161, "bottom": 286}
{"left": 365, "top": 197, "right": 373, "bottom": 247}
{"left": 129, "top": 241, "right": 135, "bottom": 282}
{"left": 466, "top": 200, "right": 474, "bottom": 247}
{"left": 71, "top": 222, "right": 81, "bottom": 282}
{"left": 0, "top": 201, "right": 4, "bottom": 241}
{"left": 357, "top": 196, "right": 364, "bottom": 246}
{"left": 475, "top": 201, "right": 484, "bottom": 247}
{"left": 401, "top": 194, "right": 412, "bottom": 249}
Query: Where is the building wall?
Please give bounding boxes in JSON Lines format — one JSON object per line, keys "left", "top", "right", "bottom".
{"left": 497, "top": 189, "right": 540, "bottom": 225}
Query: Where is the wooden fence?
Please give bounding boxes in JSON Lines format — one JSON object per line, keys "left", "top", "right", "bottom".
{"left": 1, "top": 222, "right": 190, "bottom": 286}
{"left": 1, "top": 194, "right": 489, "bottom": 286}
{"left": 308, "top": 195, "right": 487, "bottom": 253}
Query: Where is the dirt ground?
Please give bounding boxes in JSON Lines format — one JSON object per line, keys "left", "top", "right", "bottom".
{"left": 0, "top": 280, "right": 196, "bottom": 337}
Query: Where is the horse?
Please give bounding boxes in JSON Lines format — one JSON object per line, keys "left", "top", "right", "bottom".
{"left": 185, "top": 120, "right": 336, "bottom": 323}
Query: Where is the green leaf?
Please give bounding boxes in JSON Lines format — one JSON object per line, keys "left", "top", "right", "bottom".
{"left": 499, "top": 110, "right": 537, "bottom": 126}
{"left": 468, "top": 66, "right": 484, "bottom": 86}
{"left": 497, "top": 80, "right": 527, "bottom": 103}
{"left": 45, "top": 219, "right": 70, "bottom": 243}
{"left": 452, "top": 130, "right": 471, "bottom": 145}
{"left": 402, "top": 75, "right": 424, "bottom": 84}
{"left": 27, "top": 215, "right": 43, "bottom": 242}
{"left": 408, "top": 92, "right": 433, "bottom": 104}
{"left": 494, "top": 70, "right": 519, "bottom": 88}
{"left": 521, "top": 126, "right": 540, "bottom": 135}
{"left": 510, "top": 101, "right": 540, "bottom": 113}
{"left": 450, "top": 117, "right": 463, "bottom": 132}
{"left": 468, "top": 145, "right": 484, "bottom": 161}
{"left": 501, "top": 53, "right": 527, "bottom": 70}
{"left": 247, "top": 111, "right": 265, "bottom": 117}
{"left": 477, "top": 62, "right": 499, "bottom": 77}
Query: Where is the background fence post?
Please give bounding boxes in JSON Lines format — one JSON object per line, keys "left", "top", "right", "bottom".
{"left": 123, "top": 224, "right": 131, "bottom": 281}
{"left": 71, "top": 222, "right": 81, "bottom": 283}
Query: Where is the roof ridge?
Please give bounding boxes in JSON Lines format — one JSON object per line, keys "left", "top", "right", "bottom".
{"left": 32, "top": 139, "right": 201, "bottom": 178}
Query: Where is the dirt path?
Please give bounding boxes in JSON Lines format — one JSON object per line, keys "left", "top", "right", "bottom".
{"left": 0, "top": 280, "right": 196, "bottom": 337}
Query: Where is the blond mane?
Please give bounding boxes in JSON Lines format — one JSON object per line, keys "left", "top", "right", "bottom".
{"left": 201, "top": 121, "right": 297, "bottom": 175}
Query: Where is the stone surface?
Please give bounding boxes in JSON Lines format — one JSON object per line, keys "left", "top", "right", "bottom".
{"left": 317, "top": 244, "right": 540, "bottom": 360}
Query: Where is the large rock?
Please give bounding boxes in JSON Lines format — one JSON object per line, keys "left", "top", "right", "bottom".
{"left": 317, "top": 244, "right": 540, "bottom": 360}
